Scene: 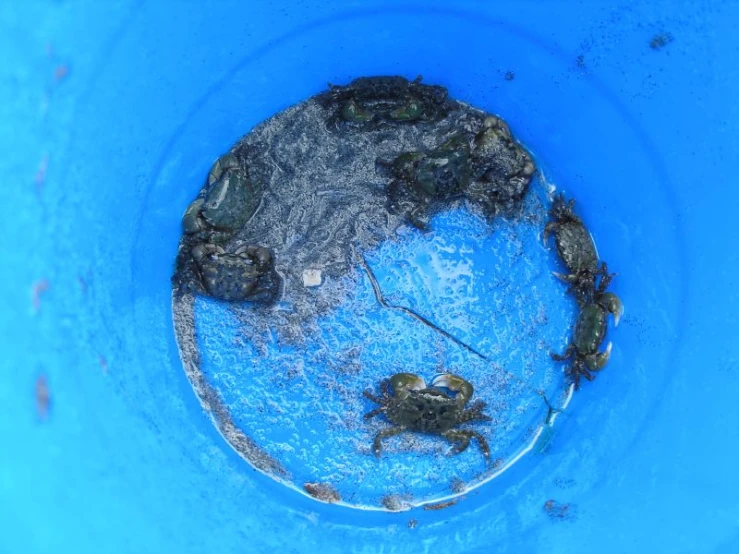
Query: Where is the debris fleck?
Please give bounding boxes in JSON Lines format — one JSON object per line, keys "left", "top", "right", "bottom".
{"left": 36, "top": 375, "right": 50, "bottom": 420}
{"left": 303, "top": 482, "right": 341, "bottom": 503}
{"left": 423, "top": 498, "right": 459, "bottom": 511}
{"left": 381, "top": 493, "right": 413, "bottom": 512}
{"left": 449, "top": 477, "right": 466, "bottom": 494}
{"left": 543, "top": 499, "right": 577, "bottom": 521}
{"left": 32, "top": 279, "right": 50, "bottom": 311}
{"left": 650, "top": 32, "right": 674, "bottom": 50}
{"left": 54, "top": 64, "right": 69, "bottom": 82}
{"left": 302, "top": 268, "right": 322, "bottom": 287}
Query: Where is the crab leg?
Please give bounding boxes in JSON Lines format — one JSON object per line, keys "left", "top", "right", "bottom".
{"left": 551, "top": 344, "right": 575, "bottom": 362}
{"left": 372, "top": 427, "right": 405, "bottom": 458}
{"left": 363, "top": 405, "right": 386, "bottom": 420}
{"left": 584, "top": 342, "right": 612, "bottom": 371}
{"left": 443, "top": 430, "right": 490, "bottom": 459}
{"left": 362, "top": 390, "right": 385, "bottom": 404}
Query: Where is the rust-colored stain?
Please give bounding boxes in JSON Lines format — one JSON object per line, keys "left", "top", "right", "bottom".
{"left": 303, "top": 482, "right": 341, "bottom": 503}
{"left": 423, "top": 498, "right": 459, "bottom": 511}
{"left": 36, "top": 375, "right": 50, "bottom": 420}
{"left": 54, "top": 64, "right": 69, "bottom": 82}
{"left": 32, "top": 279, "right": 50, "bottom": 311}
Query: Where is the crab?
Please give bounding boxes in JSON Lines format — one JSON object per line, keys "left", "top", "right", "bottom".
{"left": 552, "top": 290, "right": 623, "bottom": 389}
{"left": 385, "top": 135, "right": 472, "bottom": 229}
{"left": 186, "top": 242, "right": 281, "bottom": 303}
{"left": 384, "top": 116, "right": 536, "bottom": 229}
{"left": 363, "top": 373, "right": 491, "bottom": 460}
{"left": 543, "top": 193, "right": 612, "bottom": 301}
{"left": 318, "top": 75, "right": 452, "bottom": 125}
{"left": 466, "top": 116, "right": 536, "bottom": 214}
{"left": 182, "top": 153, "right": 262, "bottom": 237}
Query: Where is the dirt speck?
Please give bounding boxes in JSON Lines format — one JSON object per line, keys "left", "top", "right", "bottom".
{"left": 32, "top": 280, "right": 50, "bottom": 311}
{"left": 543, "top": 498, "right": 577, "bottom": 521}
{"left": 303, "top": 482, "right": 341, "bottom": 503}
{"left": 54, "top": 65, "right": 69, "bottom": 82}
{"left": 381, "top": 493, "right": 413, "bottom": 512}
{"left": 650, "top": 33, "right": 674, "bottom": 50}
{"left": 36, "top": 375, "right": 50, "bottom": 420}
{"left": 423, "top": 498, "right": 459, "bottom": 511}
{"left": 449, "top": 477, "right": 466, "bottom": 493}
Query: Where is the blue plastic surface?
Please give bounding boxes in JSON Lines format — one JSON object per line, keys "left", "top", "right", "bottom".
{"left": 2, "top": 1, "right": 738, "bottom": 552}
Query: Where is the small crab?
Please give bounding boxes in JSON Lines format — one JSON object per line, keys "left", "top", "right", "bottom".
{"left": 383, "top": 116, "right": 535, "bottom": 229}
{"left": 319, "top": 75, "right": 452, "bottom": 126}
{"left": 182, "top": 153, "right": 261, "bottom": 237}
{"left": 543, "top": 193, "right": 612, "bottom": 300}
{"left": 552, "top": 290, "right": 623, "bottom": 389}
{"left": 385, "top": 135, "right": 471, "bottom": 229}
{"left": 188, "top": 242, "right": 281, "bottom": 303}
{"left": 466, "top": 116, "right": 536, "bottom": 214}
{"left": 363, "top": 373, "right": 491, "bottom": 460}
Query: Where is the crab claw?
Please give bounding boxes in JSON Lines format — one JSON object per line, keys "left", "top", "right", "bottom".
{"left": 182, "top": 198, "right": 206, "bottom": 234}
{"left": 600, "top": 292, "right": 623, "bottom": 327}
{"left": 432, "top": 374, "right": 473, "bottom": 403}
{"left": 542, "top": 221, "right": 555, "bottom": 246}
{"left": 389, "top": 373, "right": 426, "bottom": 399}
{"left": 552, "top": 271, "right": 577, "bottom": 283}
{"left": 585, "top": 342, "right": 612, "bottom": 370}
{"left": 207, "top": 153, "right": 240, "bottom": 186}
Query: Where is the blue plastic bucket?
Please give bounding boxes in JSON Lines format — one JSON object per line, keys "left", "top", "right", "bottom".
{"left": 2, "top": 2, "right": 738, "bottom": 552}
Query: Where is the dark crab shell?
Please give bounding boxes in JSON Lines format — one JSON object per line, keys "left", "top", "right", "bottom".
{"left": 554, "top": 220, "right": 599, "bottom": 274}
{"left": 573, "top": 303, "right": 608, "bottom": 355}
{"left": 319, "top": 75, "right": 452, "bottom": 123}
{"left": 384, "top": 389, "right": 471, "bottom": 434}
{"left": 194, "top": 247, "right": 281, "bottom": 303}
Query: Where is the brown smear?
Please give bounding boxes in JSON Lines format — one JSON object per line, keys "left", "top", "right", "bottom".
{"left": 303, "top": 482, "right": 341, "bottom": 503}
{"left": 54, "top": 65, "right": 69, "bottom": 82}
{"left": 423, "top": 498, "right": 459, "bottom": 511}
{"left": 36, "top": 375, "right": 50, "bottom": 420}
{"left": 32, "top": 280, "right": 50, "bottom": 311}
{"left": 543, "top": 499, "right": 577, "bottom": 521}
{"left": 650, "top": 33, "right": 674, "bottom": 50}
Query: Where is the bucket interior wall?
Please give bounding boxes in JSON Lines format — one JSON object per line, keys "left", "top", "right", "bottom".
{"left": 2, "top": 1, "right": 738, "bottom": 552}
